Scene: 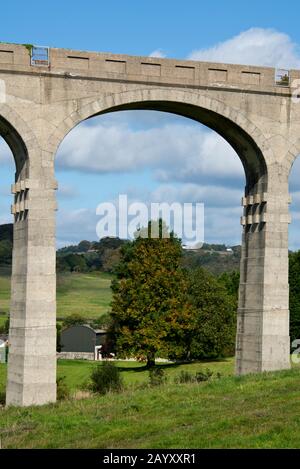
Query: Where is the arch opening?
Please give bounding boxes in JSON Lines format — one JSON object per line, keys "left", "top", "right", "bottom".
{"left": 79, "top": 99, "right": 268, "bottom": 196}
{"left": 54, "top": 107, "right": 248, "bottom": 365}
{"left": 0, "top": 131, "right": 16, "bottom": 354}
{"left": 55, "top": 108, "right": 249, "bottom": 248}
{"left": 0, "top": 115, "right": 28, "bottom": 180}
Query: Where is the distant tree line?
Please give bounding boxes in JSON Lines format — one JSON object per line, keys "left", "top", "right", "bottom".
{"left": 0, "top": 224, "right": 13, "bottom": 265}
{"left": 0, "top": 223, "right": 242, "bottom": 275}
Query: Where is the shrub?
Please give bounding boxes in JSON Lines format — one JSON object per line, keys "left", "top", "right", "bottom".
{"left": 0, "top": 389, "right": 6, "bottom": 406}
{"left": 149, "top": 367, "right": 166, "bottom": 386}
{"left": 175, "top": 370, "right": 194, "bottom": 384}
{"left": 56, "top": 376, "right": 70, "bottom": 401}
{"left": 174, "top": 368, "right": 214, "bottom": 384}
{"left": 62, "top": 314, "right": 85, "bottom": 329}
{"left": 195, "top": 369, "right": 213, "bottom": 382}
{"left": 90, "top": 361, "right": 123, "bottom": 395}
{"left": 0, "top": 317, "right": 9, "bottom": 335}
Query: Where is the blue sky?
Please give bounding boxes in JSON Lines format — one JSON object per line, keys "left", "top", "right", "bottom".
{"left": 1, "top": 0, "right": 300, "bottom": 248}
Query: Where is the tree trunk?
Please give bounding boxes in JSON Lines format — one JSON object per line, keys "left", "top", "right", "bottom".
{"left": 146, "top": 353, "right": 155, "bottom": 368}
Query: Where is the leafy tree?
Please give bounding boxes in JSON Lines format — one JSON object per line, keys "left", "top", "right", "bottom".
{"left": 111, "top": 220, "right": 192, "bottom": 367}
{"left": 0, "top": 224, "right": 13, "bottom": 242}
{"left": 0, "top": 240, "right": 12, "bottom": 264}
{"left": 289, "top": 251, "right": 300, "bottom": 346}
{"left": 92, "top": 313, "right": 112, "bottom": 330}
{"left": 62, "top": 313, "right": 86, "bottom": 329}
{"left": 0, "top": 317, "right": 9, "bottom": 335}
{"left": 78, "top": 240, "right": 92, "bottom": 252}
{"left": 56, "top": 255, "right": 71, "bottom": 272}
{"left": 219, "top": 271, "right": 240, "bottom": 299}
{"left": 186, "top": 268, "right": 236, "bottom": 359}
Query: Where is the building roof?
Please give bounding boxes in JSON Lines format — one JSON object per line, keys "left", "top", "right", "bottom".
{"left": 62, "top": 324, "right": 107, "bottom": 334}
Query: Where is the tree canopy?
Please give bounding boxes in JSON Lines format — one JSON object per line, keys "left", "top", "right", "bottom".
{"left": 110, "top": 221, "right": 192, "bottom": 367}
{"left": 110, "top": 221, "right": 237, "bottom": 366}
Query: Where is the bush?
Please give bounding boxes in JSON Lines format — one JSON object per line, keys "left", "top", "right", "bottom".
{"left": 174, "top": 368, "right": 214, "bottom": 384}
{"left": 90, "top": 361, "right": 123, "bottom": 395}
{"left": 175, "top": 370, "right": 194, "bottom": 384}
{"left": 0, "top": 389, "right": 6, "bottom": 406}
{"left": 63, "top": 314, "right": 85, "bottom": 329}
{"left": 149, "top": 367, "right": 166, "bottom": 386}
{"left": 195, "top": 369, "right": 213, "bottom": 382}
{"left": 57, "top": 376, "right": 70, "bottom": 401}
{"left": 0, "top": 317, "right": 9, "bottom": 335}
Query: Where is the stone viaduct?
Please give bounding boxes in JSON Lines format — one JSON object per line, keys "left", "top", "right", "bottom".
{"left": 0, "top": 43, "right": 300, "bottom": 406}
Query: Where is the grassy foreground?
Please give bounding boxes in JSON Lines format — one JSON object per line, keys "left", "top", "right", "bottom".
{"left": 1, "top": 359, "right": 300, "bottom": 448}
{"left": 0, "top": 271, "right": 113, "bottom": 320}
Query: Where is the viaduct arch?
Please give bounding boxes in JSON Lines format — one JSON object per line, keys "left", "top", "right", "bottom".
{"left": 0, "top": 43, "right": 300, "bottom": 405}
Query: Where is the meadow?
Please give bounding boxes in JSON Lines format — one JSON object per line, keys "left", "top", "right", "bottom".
{"left": 1, "top": 269, "right": 300, "bottom": 449}
{"left": 1, "top": 359, "right": 300, "bottom": 448}
{"left": 0, "top": 271, "right": 113, "bottom": 320}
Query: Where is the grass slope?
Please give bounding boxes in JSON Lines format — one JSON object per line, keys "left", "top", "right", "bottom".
{"left": 1, "top": 360, "right": 300, "bottom": 448}
{"left": 56, "top": 272, "right": 112, "bottom": 319}
{"left": 0, "top": 271, "right": 113, "bottom": 320}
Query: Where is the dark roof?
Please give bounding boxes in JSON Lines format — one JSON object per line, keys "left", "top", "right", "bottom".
{"left": 63, "top": 324, "right": 107, "bottom": 334}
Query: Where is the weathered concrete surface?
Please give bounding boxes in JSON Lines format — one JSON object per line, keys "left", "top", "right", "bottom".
{"left": 1, "top": 43, "right": 300, "bottom": 405}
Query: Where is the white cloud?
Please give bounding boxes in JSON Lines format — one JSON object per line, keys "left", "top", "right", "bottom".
{"left": 151, "top": 183, "right": 241, "bottom": 208}
{"left": 54, "top": 185, "right": 244, "bottom": 247}
{"left": 188, "top": 28, "right": 300, "bottom": 69}
{"left": 57, "top": 183, "right": 80, "bottom": 199}
{"left": 56, "top": 208, "right": 98, "bottom": 247}
{"left": 57, "top": 118, "right": 244, "bottom": 187}
{"left": 149, "top": 49, "right": 166, "bottom": 58}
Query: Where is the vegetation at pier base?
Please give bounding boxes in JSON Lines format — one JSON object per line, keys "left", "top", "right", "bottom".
{"left": 1, "top": 360, "right": 300, "bottom": 448}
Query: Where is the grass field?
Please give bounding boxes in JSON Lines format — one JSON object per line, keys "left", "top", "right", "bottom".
{"left": 1, "top": 359, "right": 300, "bottom": 448}
{"left": 0, "top": 273, "right": 10, "bottom": 315}
{"left": 0, "top": 271, "right": 113, "bottom": 320}
{"left": 0, "top": 358, "right": 234, "bottom": 394}
{"left": 56, "top": 272, "right": 112, "bottom": 319}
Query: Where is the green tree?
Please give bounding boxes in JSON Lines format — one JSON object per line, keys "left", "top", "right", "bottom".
{"left": 219, "top": 271, "right": 240, "bottom": 299}
{"left": 62, "top": 313, "right": 86, "bottom": 329}
{"left": 289, "top": 251, "right": 300, "bottom": 346}
{"left": 64, "top": 253, "right": 88, "bottom": 272}
{"left": 92, "top": 313, "right": 112, "bottom": 330}
{"left": 187, "top": 268, "right": 236, "bottom": 359}
{"left": 111, "top": 220, "right": 192, "bottom": 367}
{"left": 0, "top": 240, "right": 12, "bottom": 264}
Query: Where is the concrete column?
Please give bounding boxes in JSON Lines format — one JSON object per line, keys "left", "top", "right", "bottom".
{"left": 236, "top": 172, "right": 290, "bottom": 374}
{"left": 6, "top": 159, "right": 57, "bottom": 406}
